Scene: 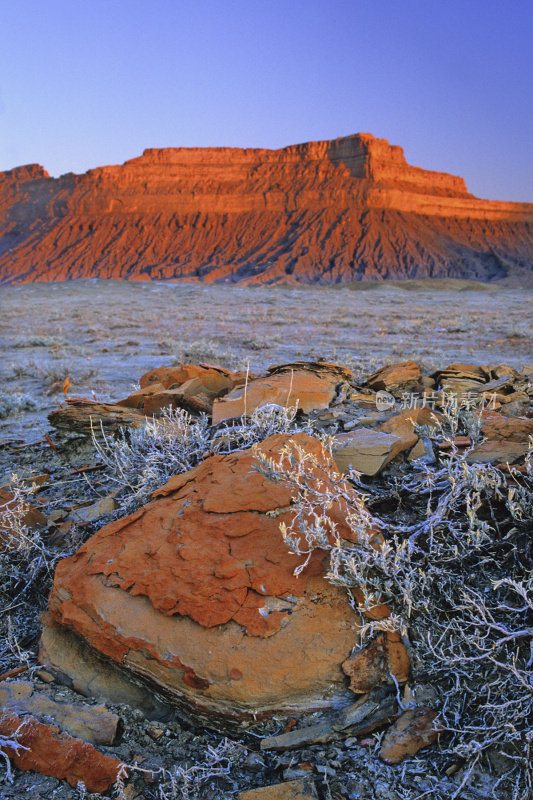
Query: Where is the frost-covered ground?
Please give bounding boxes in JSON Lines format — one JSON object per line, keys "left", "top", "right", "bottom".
{"left": 1, "top": 278, "right": 531, "bottom": 452}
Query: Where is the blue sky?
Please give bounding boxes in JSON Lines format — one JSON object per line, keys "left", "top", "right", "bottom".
{"left": 1, "top": 0, "right": 532, "bottom": 200}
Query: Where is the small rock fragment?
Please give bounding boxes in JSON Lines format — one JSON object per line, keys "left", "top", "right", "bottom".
{"left": 379, "top": 707, "right": 440, "bottom": 763}
{"left": 366, "top": 361, "right": 421, "bottom": 395}
{"left": 333, "top": 428, "right": 403, "bottom": 475}
{"left": 238, "top": 778, "right": 318, "bottom": 800}
{"left": 342, "top": 632, "right": 410, "bottom": 693}
{"left": 69, "top": 495, "right": 116, "bottom": 523}
{"left": 0, "top": 681, "right": 119, "bottom": 745}
{"left": 0, "top": 711, "right": 125, "bottom": 792}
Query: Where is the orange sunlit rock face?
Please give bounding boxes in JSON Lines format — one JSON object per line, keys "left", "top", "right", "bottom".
{"left": 41, "top": 433, "right": 391, "bottom": 728}
{"left": 1, "top": 133, "right": 532, "bottom": 284}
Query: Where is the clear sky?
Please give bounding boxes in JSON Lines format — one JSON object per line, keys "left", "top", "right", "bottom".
{"left": 1, "top": 0, "right": 532, "bottom": 201}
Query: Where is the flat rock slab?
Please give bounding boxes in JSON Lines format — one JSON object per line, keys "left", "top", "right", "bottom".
{"left": 212, "top": 362, "right": 351, "bottom": 423}
{"left": 40, "top": 433, "right": 385, "bottom": 730}
{"left": 481, "top": 414, "right": 533, "bottom": 442}
{"left": 0, "top": 681, "right": 119, "bottom": 745}
{"left": 465, "top": 440, "right": 529, "bottom": 465}
{"left": 365, "top": 360, "right": 421, "bottom": 395}
{"left": 48, "top": 399, "right": 143, "bottom": 437}
{"left": 333, "top": 428, "right": 403, "bottom": 475}
{"left": 0, "top": 710, "right": 124, "bottom": 793}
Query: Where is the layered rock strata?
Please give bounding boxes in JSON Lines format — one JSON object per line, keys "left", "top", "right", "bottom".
{"left": 1, "top": 134, "right": 532, "bottom": 284}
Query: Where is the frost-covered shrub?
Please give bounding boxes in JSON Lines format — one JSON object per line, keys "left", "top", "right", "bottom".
{"left": 92, "top": 408, "right": 212, "bottom": 515}
{"left": 92, "top": 403, "right": 309, "bottom": 517}
{"left": 255, "top": 423, "right": 533, "bottom": 799}
{"left": 0, "top": 392, "right": 37, "bottom": 419}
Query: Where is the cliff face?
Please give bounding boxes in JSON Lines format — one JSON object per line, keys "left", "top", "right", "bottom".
{"left": 1, "top": 133, "right": 532, "bottom": 284}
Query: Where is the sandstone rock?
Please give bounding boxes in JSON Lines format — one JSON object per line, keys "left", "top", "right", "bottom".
{"left": 267, "top": 362, "right": 353, "bottom": 382}
{"left": 0, "top": 681, "right": 118, "bottom": 745}
{"left": 48, "top": 399, "right": 144, "bottom": 437}
{"left": 260, "top": 688, "right": 398, "bottom": 750}
{"left": 139, "top": 363, "right": 247, "bottom": 391}
{"left": 481, "top": 414, "right": 533, "bottom": 442}
{"left": 41, "top": 433, "right": 384, "bottom": 730}
{"left": 408, "top": 438, "right": 428, "bottom": 461}
{"left": 434, "top": 363, "right": 490, "bottom": 394}
{"left": 333, "top": 428, "right": 403, "bottom": 475}
{"left": 115, "top": 382, "right": 167, "bottom": 411}
{"left": 2, "top": 134, "right": 533, "bottom": 286}
{"left": 365, "top": 361, "right": 421, "bottom": 395}
{"left": 465, "top": 440, "right": 529, "bottom": 465}
{"left": 342, "top": 632, "right": 410, "bottom": 694}
{"left": 473, "top": 375, "right": 515, "bottom": 395}
{"left": 498, "top": 396, "right": 532, "bottom": 417}
{"left": 379, "top": 407, "right": 443, "bottom": 452}
{"left": 39, "top": 623, "right": 167, "bottom": 717}
{"left": 212, "top": 363, "right": 351, "bottom": 424}
{"left": 69, "top": 495, "right": 116, "bottom": 523}
{"left": 119, "top": 363, "right": 247, "bottom": 417}
{"left": 379, "top": 707, "right": 440, "bottom": 763}
{"left": 0, "top": 710, "right": 124, "bottom": 792}
{"left": 491, "top": 365, "right": 517, "bottom": 379}
{"left": 238, "top": 778, "right": 317, "bottom": 800}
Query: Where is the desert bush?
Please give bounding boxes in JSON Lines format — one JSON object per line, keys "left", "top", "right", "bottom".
{"left": 0, "top": 391, "right": 37, "bottom": 419}
{"left": 0, "top": 478, "right": 62, "bottom": 673}
{"left": 255, "top": 425, "right": 533, "bottom": 799}
{"left": 214, "top": 403, "right": 311, "bottom": 453}
{"left": 91, "top": 403, "right": 309, "bottom": 517}
{"left": 154, "top": 738, "right": 241, "bottom": 800}
{"left": 91, "top": 408, "right": 213, "bottom": 515}
{"left": 12, "top": 335, "right": 66, "bottom": 349}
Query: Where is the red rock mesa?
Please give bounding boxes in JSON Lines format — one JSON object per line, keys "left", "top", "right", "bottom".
{"left": 1, "top": 134, "right": 532, "bottom": 284}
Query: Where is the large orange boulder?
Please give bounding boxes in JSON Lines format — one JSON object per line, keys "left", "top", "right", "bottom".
{"left": 40, "top": 433, "right": 401, "bottom": 730}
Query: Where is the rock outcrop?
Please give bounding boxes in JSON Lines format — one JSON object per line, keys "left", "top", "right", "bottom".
{"left": 1, "top": 134, "right": 532, "bottom": 285}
